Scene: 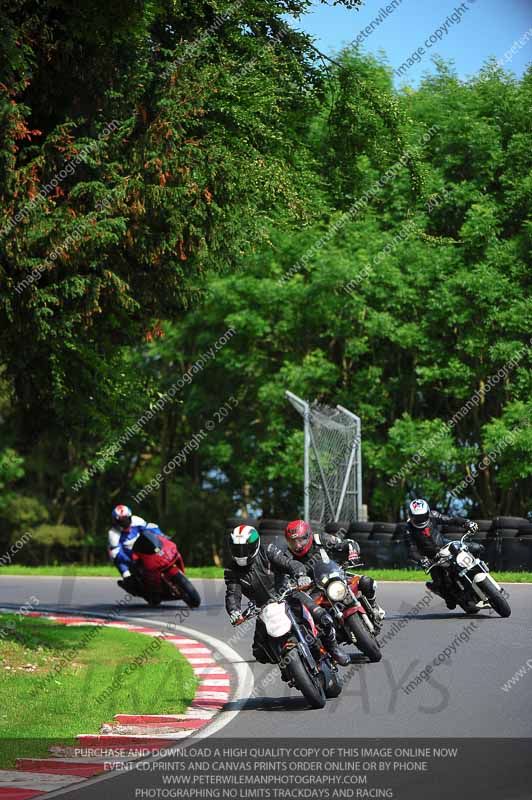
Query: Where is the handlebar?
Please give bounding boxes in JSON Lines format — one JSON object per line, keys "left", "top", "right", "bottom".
{"left": 235, "top": 582, "right": 303, "bottom": 625}
{"left": 342, "top": 558, "right": 364, "bottom": 571}
{"left": 426, "top": 529, "right": 474, "bottom": 571}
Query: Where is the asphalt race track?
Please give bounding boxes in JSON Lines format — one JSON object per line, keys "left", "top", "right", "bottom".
{"left": 2, "top": 576, "right": 531, "bottom": 798}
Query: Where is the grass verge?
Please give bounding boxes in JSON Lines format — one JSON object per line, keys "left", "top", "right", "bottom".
{"left": 0, "top": 613, "right": 197, "bottom": 767}
{"left": 0, "top": 564, "right": 222, "bottom": 579}
{"left": 367, "top": 569, "right": 532, "bottom": 583}
{"left": 0, "top": 565, "right": 531, "bottom": 582}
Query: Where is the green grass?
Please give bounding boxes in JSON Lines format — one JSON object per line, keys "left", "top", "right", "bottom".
{"left": 0, "top": 613, "right": 197, "bottom": 767}
{"left": 1, "top": 564, "right": 531, "bottom": 581}
{"left": 367, "top": 569, "right": 532, "bottom": 582}
{"left": 0, "top": 564, "right": 222, "bottom": 578}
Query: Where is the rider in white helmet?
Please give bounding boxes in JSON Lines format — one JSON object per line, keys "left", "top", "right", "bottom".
{"left": 405, "top": 499, "right": 480, "bottom": 608}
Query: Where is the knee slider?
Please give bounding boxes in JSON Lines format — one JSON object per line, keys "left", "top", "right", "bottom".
{"left": 359, "top": 575, "right": 376, "bottom": 598}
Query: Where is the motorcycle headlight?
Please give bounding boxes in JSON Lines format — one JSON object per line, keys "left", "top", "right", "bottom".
{"left": 326, "top": 580, "right": 347, "bottom": 602}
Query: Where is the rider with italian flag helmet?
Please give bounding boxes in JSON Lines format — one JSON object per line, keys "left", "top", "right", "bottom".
{"left": 224, "top": 524, "right": 349, "bottom": 667}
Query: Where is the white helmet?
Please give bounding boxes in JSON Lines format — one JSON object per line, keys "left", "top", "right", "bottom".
{"left": 229, "top": 525, "right": 260, "bottom": 567}
{"left": 408, "top": 499, "right": 430, "bottom": 529}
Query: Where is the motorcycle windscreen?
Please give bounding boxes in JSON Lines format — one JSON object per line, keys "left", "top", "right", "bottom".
{"left": 312, "top": 558, "right": 343, "bottom": 587}
{"left": 133, "top": 529, "right": 162, "bottom": 555}
{"left": 260, "top": 602, "right": 292, "bottom": 638}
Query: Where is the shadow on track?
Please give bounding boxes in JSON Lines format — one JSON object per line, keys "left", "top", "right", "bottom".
{"left": 224, "top": 696, "right": 314, "bottom": 712}
{"left": 387, "top": 612, "right": 498, "bottom": 621}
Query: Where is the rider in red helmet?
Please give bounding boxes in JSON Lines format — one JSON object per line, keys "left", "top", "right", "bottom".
{"left": 281, "top": 519, "right": 360, "bottom": 666}
{"left": 285, "top": 519, "right": 385, "bottom": 622}
{"left": 285, "top": 520, "right": 315, "bottom": 556}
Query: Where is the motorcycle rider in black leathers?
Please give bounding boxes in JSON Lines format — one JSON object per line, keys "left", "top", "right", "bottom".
{"left": 284, "top": 519, "right": 386, "bottom": 623}
{"left": 405, "top": 499, "right": 481, "bottom": 609}
{"left": 224, "top": 523, "right": 350, "bottom": 666}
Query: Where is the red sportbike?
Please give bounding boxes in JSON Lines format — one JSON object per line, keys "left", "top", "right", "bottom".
{"left": 120, "top": 529, "right": 201, "bottom": 608}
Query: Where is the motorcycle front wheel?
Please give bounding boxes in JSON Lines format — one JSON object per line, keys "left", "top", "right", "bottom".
{"left": 171, "top": 572, "right": 201, "bottom": 608}
{"left": 345, "top": 614, "right": 382, "bottom": 662}
{"left": 284, "top": 648, "right": 326, "bottom": 709}
{"left": 480, "top": 579, "right": 511, "bottom": 618}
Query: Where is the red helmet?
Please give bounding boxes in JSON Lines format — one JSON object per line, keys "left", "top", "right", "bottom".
{"left": 285, "top": 520, "right": 313, "bottom": 556}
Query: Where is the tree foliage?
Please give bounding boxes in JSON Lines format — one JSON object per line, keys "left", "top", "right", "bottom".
{"left": 0, "top": 3, "right": 530, "bottom": 562}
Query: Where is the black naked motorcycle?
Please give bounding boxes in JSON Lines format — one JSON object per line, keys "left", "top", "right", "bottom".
{"left": 236, "top": 584, "right": 342, "bottom": 709}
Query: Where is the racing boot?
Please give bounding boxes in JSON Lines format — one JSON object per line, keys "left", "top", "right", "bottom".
{"left": 329, "top": 643, "right": 350, "bottom": 667}
{"left": 318, "top": 610, "right": 350, "bottom": 667}
{"left": 367, "top": 596, "right": 386, "bottom": 621}
{"left": 118, "top": 575, "right": 141, "bottom": 596}
{"left": 426, "top": 581, "right": 442, "bottom": 597}
{"left": 359, "top": 577, "right": 386, "bottom": 621}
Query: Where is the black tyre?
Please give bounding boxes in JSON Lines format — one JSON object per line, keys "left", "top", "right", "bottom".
{"left": 348, "top": 522, "right": 374, "bottom": 535}
{"left": 324, "top": 521, "right": 350, "bottom": 536}
{"left": 350, "top": 531, "right": 372, "bottom": 542}
{"left": 472, "top": 520, "right": 493, "bottom": 532}
{"left": 394, "top": 522, "right": 407, "bottom": 538}
{"left": 480, "top": 578, "right": 511, "bottom": 618}
{"left": 172, "top": 572, "right": 201, "bottom": 608}
{"left": 494, "top": 528, "right": 519, "bottom": 538}
{"left": 285, "top": 648, "right": 326, "bottom": 709}
{"left": 258, "top": 519, "right": 288, "bottom": 531}
{"left": 259, "top": 532, "right": 285, "bottom": 550}
{"left": 345, "top": 614, "right": 382, "bottom": 662}
{"left": 372, "top": 523, "right": 397, "bottom": 534}
{"left": 492, "top": 516, "right": 528, "bottom": 530}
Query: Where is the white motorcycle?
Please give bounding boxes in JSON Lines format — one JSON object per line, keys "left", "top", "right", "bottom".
{"left": 425, "top": 531, "right": 511, "bottom": 617}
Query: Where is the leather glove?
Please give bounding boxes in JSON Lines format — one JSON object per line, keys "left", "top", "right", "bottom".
{"left": 466, "top": 521, "right": 479, "bottom": 534}
{"left": 346, "top": 539, "right": 360, "bottom": 560}
{"left": 229, "top": 609, "right": 244, "bottom": 626}
{"left": 297, "top": 574, "right": 312, "bottom": 590}
{"left": 419, "top": 557, "right": 432, "bottom": 570}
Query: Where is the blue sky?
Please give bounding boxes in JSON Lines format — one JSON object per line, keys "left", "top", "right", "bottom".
{"left": 289, "top": 0, "right": 532, "bottom": 86}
